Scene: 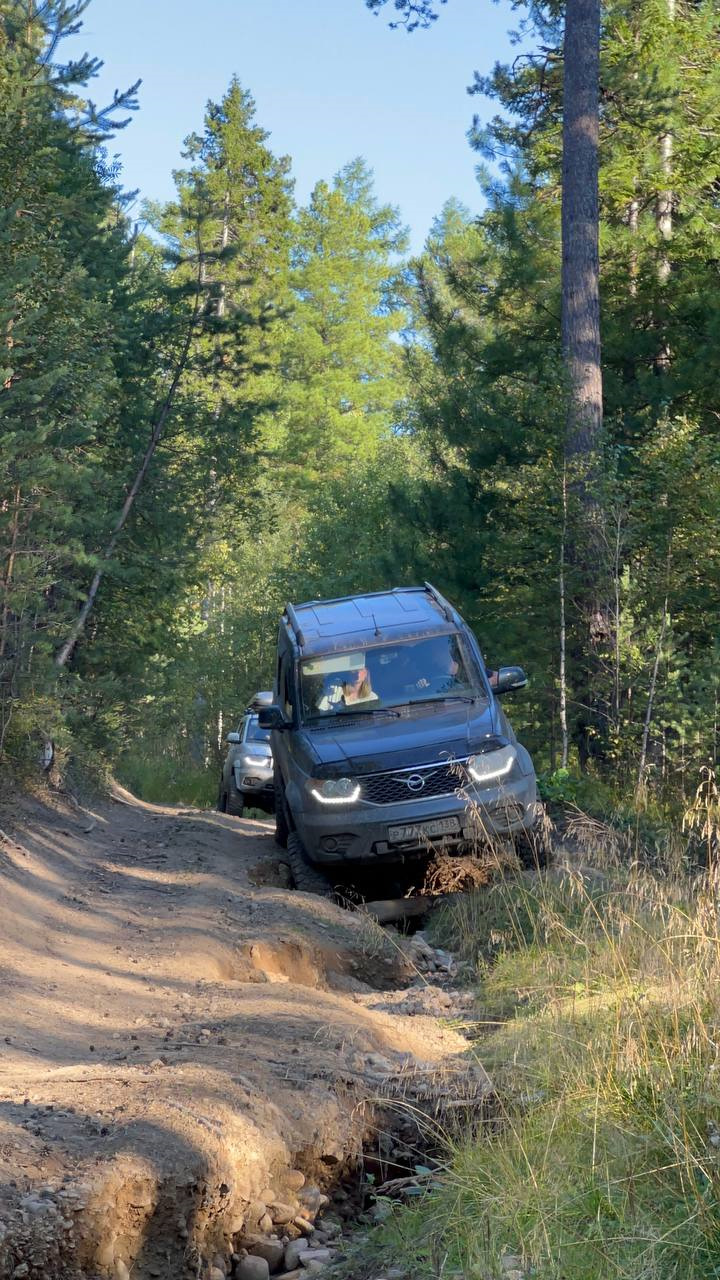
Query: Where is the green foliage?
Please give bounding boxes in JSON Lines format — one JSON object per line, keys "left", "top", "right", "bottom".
{"left": 364, "top": 863, "right": 720, "bottom": 1280}
{"left": 116, "top": 753, "right": 217, "bottom": 809}
{"left": 0, "top": 0, "right": 141, "bottom": 754}
{"left": 3, "top": 0, "right": 720, "bottom": 819}
{"left": 393, "top": 0, "right": 720, "bottom": 793}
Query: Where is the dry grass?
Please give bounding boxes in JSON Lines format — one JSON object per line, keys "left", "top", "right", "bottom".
{"left": 357, "top": 818, "right": 720, "bottom": 1280}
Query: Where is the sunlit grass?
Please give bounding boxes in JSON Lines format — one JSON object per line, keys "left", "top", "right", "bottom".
{"left": 362, "top": 853, "right": 720, "bottom": 1280}
{"left": 116, "top": 753, "right": 218, "bottom": 808}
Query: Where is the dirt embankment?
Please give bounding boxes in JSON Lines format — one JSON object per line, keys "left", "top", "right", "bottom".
{"left": 0, "top": 787, "right": 488, "bottom": 1280}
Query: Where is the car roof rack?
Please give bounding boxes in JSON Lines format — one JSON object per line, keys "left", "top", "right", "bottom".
{"left": 246, "top": 690, "right": 273, "bottom": 711}
{"left": 423, "top": 581, "right": 458, "bottom": 625}
{"left": 284, "top": 602, "right": 306, "bottom": 648}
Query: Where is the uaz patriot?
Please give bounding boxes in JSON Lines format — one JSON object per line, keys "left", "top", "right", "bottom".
{"left": 259, "top": 585, "right": 546, "bottom": 890}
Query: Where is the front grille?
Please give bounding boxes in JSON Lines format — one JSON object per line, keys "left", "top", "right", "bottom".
{"left": 359, "top": 759, "right": 468, "bottom": 806}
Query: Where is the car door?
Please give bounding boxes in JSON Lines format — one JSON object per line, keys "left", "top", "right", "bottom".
{"left": 272, "top": 650, "right": 295, "bottom": 788}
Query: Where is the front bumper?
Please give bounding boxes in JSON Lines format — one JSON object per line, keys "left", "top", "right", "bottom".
{"left": 234, "top": 762, "right": 274, "bottom": 798}
{"left": 292, "top": 773, "right": 538, "bottom": 865}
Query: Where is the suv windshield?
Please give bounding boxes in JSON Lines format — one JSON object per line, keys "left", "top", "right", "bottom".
{"left": 300, "top": 633, "right": 482, "bottom": 721}
{"left": 245, "top": 716, "right": 271, "bottom": 743}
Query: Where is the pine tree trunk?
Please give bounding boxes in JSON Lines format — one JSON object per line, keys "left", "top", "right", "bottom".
{"left": 559, "top": 466, "right": 570, "bottom": 769}
{"left": 561, "top": 0, "right": 602, "bottom": 472}
{"left": 561, "top": 0, "right": 609, "bottom": 764}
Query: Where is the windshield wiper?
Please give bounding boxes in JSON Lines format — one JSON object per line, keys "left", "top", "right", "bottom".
{"left": 305, "top": 706, "right": 401, "bottom": 723}
{"left": 406, "top": 694, "right": 480, "bottom": 707}
{"left": 334, "top": 706, "right": 401, "bottom": 718}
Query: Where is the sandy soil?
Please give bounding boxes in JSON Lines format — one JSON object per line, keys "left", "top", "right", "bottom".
{"left": 0, "top": 786, "right": 487, "bottom": 1280}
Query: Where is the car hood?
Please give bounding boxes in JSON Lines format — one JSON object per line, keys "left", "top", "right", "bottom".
{"left": 298, "top": 700, "right": 498, "bottom": 775}
{"left": 238, "top": 744, "right": 273, "bottom": 761}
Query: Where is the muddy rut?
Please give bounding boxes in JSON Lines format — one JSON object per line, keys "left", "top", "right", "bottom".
{"left": 0, "top": 787, "right": 489, "bottom": 1280}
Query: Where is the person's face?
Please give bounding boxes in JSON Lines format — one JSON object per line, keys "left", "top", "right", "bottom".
{"left": 344, "top": 667, "right": 367, "bottom": 699}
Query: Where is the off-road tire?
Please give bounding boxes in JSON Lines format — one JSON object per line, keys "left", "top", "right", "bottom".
{"left": 225, "top": 777, "right": 244, "bottom": 817}
{"left": 274, "top": 777, "right": 290, "bottom": 849}
{"left": 515, "top": 811, "right": 552, "bottom": 869}
{"left": 287, "top": 831, "right": 334, "bottom": 897}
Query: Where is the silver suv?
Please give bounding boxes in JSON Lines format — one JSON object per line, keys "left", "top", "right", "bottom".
{"left": 259, "top": 585, "right": 546, "bottom": 886}
{"left": 217, "top": 692, "right": 274, "bottom": 815}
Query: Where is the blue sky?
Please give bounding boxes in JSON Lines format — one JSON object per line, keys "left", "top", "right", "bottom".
{"left": 68, "top": 0, "right": 516, "bottom": 252}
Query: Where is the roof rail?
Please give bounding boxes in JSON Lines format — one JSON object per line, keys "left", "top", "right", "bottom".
{"left": 284, "top": 602, "right": 306, "bottom": 648}
{"left": 423, "top": 581, "right": 456, "bottom": 624}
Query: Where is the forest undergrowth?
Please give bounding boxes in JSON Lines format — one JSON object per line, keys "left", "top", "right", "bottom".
{"left": 349, "top": 794, "right": 720, "bottom": 1280}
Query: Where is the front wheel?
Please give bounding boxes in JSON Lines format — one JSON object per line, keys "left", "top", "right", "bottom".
{"left": 225, "top": 776, "right": 245, "bottom": 817}
{"left": 514, "top": 806, "right": 552, "bottom": 869}
{"left": 274, "top": 775, "right": 290, "bottom": 848}
{"left": 287, "top": 831, "right": 334, "bottom": 897}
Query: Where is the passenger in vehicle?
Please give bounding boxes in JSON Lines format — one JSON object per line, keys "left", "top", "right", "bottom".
{"left": 317, "top": 666, "right": 378, "bottom": 711}
{"left": 342, "top": 668, "right": 379, "bottom": 705}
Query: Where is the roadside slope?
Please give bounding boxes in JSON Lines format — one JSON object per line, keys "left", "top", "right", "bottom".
{"left": 0, "top": 787, "right": 486, "bottom": 1280}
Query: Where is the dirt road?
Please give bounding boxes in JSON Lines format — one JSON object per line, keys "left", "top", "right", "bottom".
{"left": 0, "top": 787, "right": 487, "bottom": 1280}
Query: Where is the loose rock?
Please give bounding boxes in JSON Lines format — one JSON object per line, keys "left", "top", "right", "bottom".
{"left": 299, "top": 1248, "right": 333, "bottom": 1266}
{"left": 270, "top": 1202, "right": 297, "bottom": 1225}
{"left": 247, "top": 1236, "right": 285, "bottom": 1270}
{"left": 247, "top": 1199, "right": 267, "bottom": 1225}
{"left": 284, "top": 1238, "right": 309, "bottom": 1270}
{"left": 236, "top": 1257, "right": 271, "bottom": 1280}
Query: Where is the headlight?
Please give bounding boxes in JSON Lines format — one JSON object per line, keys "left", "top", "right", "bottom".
{"left": 241, "top": 752, "right": 267, "bottom": 766}
{"left": 467, "top": 744, "right": 517, "bottom": 786}
{"left": 309, "top": 777, "right": 361, "bottom": 805}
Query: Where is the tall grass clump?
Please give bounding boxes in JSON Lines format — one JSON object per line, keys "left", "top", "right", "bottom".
{"left": 372, "top": 841, "right": 720, "bottom": 1279}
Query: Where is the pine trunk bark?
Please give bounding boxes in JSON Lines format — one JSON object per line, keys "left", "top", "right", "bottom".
{"left": 561, "top": 0, "right": 609, "bottom": 765}
{"left": 561, "top": 0, "right": 602, "bottom": 473}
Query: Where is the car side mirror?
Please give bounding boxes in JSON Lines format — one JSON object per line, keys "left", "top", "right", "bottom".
{"left": 258, "top": 704, "right": 288, "bottom": 731}
{"left": 226, "top": 731, "right": 241, "bottom": 744}
{"left": 493, "top": 665, "right": 528, "bottom": 695}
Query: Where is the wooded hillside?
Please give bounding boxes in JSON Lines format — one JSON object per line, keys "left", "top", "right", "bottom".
{"left": 2, "top": 0, "right": 719, "bottom": 818}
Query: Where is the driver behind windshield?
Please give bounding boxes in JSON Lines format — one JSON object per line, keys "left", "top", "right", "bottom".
{"left": 405, "top": 635, "right": 466, "bottom": 695}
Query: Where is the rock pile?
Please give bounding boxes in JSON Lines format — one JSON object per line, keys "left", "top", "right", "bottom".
{"left": 213, "top": 1171, "right": 346, "bottom": 1280}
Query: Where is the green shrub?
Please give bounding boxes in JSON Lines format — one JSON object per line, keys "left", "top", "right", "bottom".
{"left": 116, "top": 754, "right": 218, "bottom": 808}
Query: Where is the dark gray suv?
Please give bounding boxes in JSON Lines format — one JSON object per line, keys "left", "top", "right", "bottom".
{"left": 260, "top": 585, "right": 546, "bottom": 887}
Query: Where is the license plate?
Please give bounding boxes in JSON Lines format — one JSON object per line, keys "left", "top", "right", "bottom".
{"left": 388, "top": 816, "right": 461, "bottom": 843}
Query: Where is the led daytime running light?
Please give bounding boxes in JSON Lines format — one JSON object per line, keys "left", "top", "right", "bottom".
{"left": 310, "top": 777, "right": 361, "bottom": 805}
{"left": 467, "top": 745, "right": 516, "bottom": 784}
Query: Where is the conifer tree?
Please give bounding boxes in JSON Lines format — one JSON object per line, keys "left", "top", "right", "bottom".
{"left": 272, "top": 158, "right": 408, "bottom": 489}
{"left": 0, "top": 0, "right": 140, "bottom": 746}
